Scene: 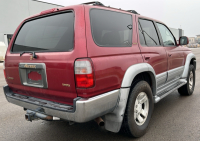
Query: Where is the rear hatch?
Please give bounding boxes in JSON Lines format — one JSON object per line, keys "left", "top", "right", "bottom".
{"left": 4, "top": 7, "right": 87, "bottom": 105}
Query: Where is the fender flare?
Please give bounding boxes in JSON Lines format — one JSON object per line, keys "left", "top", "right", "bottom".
{"left": 182, "top": 53, "right": 196, "bottom": 78}
{"left": 121, "top": 63, "right": 157, "bottom": 95}
{"left": 104, "top": 63, "right": 157, "bottom": 133}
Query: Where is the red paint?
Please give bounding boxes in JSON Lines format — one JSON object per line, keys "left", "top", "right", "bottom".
{"left": 5, "top": 5, "right": 87, "bottom": 105}
{"left": 136, "top": 15, "right": 168, "bottom": 75}
{"left": 76, "top": 6, "right": 143, "bottom": 98}
{"left": 40, "top": 8, "right": 56, "bottom": 15}
{"left": 3, "top": 69, "right": 6, "bottom": 79}
{"left": 4, "top": 4, "right": 191, "bottom": 105}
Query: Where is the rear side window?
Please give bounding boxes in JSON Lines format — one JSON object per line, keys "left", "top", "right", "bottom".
{"left": 138, "top": 22, "right": 146, "bottom": 46}
{"left": 139, "top": 19, "right": 160, "bottom": 46}
{"left": 90, "top": 9, "right": 132, "bottom": 47}
{"left": 12, "top": 12, "right": 74, "bottom": 52}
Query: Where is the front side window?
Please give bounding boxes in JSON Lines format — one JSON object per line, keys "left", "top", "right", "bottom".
{"left": 12, "top": 12, "right": 74, "bottom": 52}
{"left": 90, "top": 9, "right": 132, "bottom": 47}
{"left": 139, "top": 19, "right": 160, "bottom": 46}
{"left": 156, "top": 23, "right": 176, "bottom": 46}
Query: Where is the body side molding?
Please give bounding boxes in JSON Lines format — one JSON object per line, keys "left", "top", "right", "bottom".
{"left": 182, "top": 53, "right": 196, "bottom": 78}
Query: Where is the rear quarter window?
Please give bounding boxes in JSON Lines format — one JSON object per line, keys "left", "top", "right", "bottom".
{"left": 12, "top": 12, "right": 74, "bottom": 53}
{"left": 90, "top": 9, "right": 133, "bottom": 47}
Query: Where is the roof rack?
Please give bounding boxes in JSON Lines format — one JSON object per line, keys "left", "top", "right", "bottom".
{"left": 127, "top": 10, "right": 139, "bottom": 15}
{"left": 83, "top": 1, "right": 139, "bottom": 15}
{"left": 83, "top": 1, "right": 105, "bottom": 6}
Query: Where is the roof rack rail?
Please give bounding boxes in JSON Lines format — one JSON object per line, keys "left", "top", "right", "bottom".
{"left": 127, "top": 10, "right": 140, "bottom": 15}
{"left": 82, "top": 2, "right": 139, "bottom": 15}
{"left": 83, "top": 1, "right": 105, "bottom": 6}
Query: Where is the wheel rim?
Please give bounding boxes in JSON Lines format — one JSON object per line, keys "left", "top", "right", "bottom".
{"left": 134, "top": 92, "right": 149, "bottom": 126}
{"left": 189, "top": 71, "right": 193, "bottom": 90}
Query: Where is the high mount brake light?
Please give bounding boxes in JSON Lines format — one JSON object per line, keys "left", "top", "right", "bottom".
{"left": 74, "top": 59, "right": 94, "bottom": 88}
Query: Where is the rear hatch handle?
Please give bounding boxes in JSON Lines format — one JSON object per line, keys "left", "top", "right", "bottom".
{"left": 20, "top": 51, "right": 37, "bottom": 59}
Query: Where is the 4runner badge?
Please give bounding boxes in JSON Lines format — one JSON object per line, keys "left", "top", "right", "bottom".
{"left": 24, "top": 64, "right": 36, "bottom": 69}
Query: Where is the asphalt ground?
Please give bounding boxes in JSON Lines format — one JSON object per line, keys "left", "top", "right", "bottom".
{"left": 0, "top": 48, "right": 200, "bottom": 141}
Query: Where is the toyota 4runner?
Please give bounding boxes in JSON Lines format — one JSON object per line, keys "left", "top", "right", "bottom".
{"left": 3, "top": 1, "right": 196, "bottom": 137}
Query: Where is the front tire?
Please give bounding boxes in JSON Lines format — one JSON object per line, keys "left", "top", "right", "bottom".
{"left": 178, "top": 65, "right": 195, "bottom": 96}
{"left": 121, "top": 81, "right": 154, "bottom": 137}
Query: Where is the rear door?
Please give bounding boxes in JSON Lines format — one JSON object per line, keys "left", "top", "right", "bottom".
{"left": 136, "top": 17, "right": 168, "bottom": 88}
{"left": 155, "top": 23, "right": 184, "bottom": 82}
{"left": 5, "top": 7, "right": 87, "bottom": 105}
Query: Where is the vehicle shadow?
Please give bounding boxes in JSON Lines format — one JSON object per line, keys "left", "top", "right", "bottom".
{"left": 18, "top": 89, "right": 198, "bottom": 141}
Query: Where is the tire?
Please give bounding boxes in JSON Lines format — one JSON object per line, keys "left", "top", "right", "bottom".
{"left": 121, "top": 81, "right": 154, "bottom": 137}
{"left": 178, "top": 65, "right": 195, "bottom": 96}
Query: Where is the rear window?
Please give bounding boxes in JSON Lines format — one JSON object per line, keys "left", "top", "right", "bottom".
{"left": 90, "top": 9, "right": 132, "bottom": 47}
{"left": 12, "top": 12, "right": 74, "bottom": 52}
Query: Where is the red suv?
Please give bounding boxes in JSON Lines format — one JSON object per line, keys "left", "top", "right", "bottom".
{"left": 3, "top": 1, "right": 196, "bottom": 137}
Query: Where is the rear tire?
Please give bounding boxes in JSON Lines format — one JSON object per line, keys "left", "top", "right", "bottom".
{"left": 178, "top": 65, "right": 195, "bottom": 96}
{"left": 121, "top": 81, "right": 154, "bottom": 137}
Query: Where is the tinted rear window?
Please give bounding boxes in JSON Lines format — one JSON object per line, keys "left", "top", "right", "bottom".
{"left": 90, "top": 9, "right": 132, "bottom": 47}
{"left": 12, "top": 12, "right": 74, "bottom": 52}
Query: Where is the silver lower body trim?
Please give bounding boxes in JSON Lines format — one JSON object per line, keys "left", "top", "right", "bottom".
{"left": 4, "top": 85, "right": 120, "bottom": 123}
{"left": 154, "top": 79, "right": 187, "bottom": 103}
{"left": 104, "top": 88, "right": 130, "bottom": 133}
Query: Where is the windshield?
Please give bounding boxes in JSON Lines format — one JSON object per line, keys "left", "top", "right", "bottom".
{"left": 12, "top": 12, "right": 74, "bottom": 52}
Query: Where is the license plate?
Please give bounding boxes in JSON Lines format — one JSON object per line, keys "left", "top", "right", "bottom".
{"left": 19, "top": 63, "right": 48, "bottom": 88}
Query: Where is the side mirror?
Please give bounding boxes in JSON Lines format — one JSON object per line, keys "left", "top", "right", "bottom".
{"left": 179, "top": 36, "right": 189, "bottom": 45}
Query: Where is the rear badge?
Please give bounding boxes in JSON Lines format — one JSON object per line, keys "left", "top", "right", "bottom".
{"left": 24, "top": 64, "right": 36, "bottom": 69}
{"left": 62, "top": 83, "right": 70, "bottom": 87}
{"left": 7, "top": 77, "right": 14, "bottom": 80}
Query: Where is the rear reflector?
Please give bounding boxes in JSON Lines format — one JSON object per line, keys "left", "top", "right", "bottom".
{"left": 3, "top": 69, "right": 6, "bottom": 79}
{"left": 3, "top": 61, "right": 6, "bottom": 78}
{"left": 75, "top": 59, "right": 94, "bottom": 88}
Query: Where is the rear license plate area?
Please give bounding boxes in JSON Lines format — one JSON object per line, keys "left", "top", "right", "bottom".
{"left": 27, "top": 69, "right": 42, "bottom": 85}
{"left": 19, "top": 63, "right": 48, "bottom": 88}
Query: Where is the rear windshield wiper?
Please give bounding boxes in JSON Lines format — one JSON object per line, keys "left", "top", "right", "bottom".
{"left": 20, "top": 51, "right": 37, "bottom": 59}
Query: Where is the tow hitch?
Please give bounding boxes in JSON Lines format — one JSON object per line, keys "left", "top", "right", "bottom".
{"left": 25, "top": 108, "right": 53, "bottom": 122}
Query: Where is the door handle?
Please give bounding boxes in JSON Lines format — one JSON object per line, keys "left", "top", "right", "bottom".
{"left": 168, "top": 54, "right": 172, "bottom": 57}
{"left": 144, "top": 56, "right": 151, "bottom": 61}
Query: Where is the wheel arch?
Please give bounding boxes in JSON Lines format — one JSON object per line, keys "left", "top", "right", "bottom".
{"left": 121, "top": 63, "right": 157, "bottom": 96}
{"left": 104, "top": 63, "right": 157, "bottom": 133}
{"left": 190, "top": 58, "right": 196, "bottom": 70}
{"left": 182, "top": 53, "right": 196, "bottom": 78}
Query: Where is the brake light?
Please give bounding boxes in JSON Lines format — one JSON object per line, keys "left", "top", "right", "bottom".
{"left": 74, "top": 59, "right": 94, "bottom": 88}
{"left": 3, "top": 61, "right": 6, "bottom": 78}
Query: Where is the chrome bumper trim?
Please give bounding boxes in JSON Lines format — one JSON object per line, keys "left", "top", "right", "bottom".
{"left": 3, "top": 85, "right": 120, "bottom": 123}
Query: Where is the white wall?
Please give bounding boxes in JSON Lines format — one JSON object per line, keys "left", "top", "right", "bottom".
{"left": 0, "top": 0, "right": 63, "bottom": 45}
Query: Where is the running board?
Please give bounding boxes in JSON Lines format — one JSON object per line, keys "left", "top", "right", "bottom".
{"left": 154, "top": 79, "right": 187, "bottom": 103}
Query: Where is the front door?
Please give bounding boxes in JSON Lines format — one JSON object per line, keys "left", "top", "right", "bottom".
{"left": 156, "top": 23, "right": 184, "bottom": 82}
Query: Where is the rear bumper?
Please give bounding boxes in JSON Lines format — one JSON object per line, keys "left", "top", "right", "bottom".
{"left": 3, "top": 85, "right": 120, "bottom": 123}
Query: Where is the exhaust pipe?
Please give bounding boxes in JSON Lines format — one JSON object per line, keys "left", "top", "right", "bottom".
{"left": 94, "top": 117, "right": 104, "bottom": 127}
{"left": 25, "top": 109, "right": 53, "bottom": 122}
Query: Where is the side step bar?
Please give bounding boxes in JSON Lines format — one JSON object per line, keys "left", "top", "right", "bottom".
{"left": 154, "top": 79, "right": 187, "bottom": 103}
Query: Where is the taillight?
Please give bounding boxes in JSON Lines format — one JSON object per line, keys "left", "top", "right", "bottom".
{"left": 3, "top": 61, "right": 6, "bottom": 78}
{"left": 74, "top": 59, "right": 95, "bottom": 88}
